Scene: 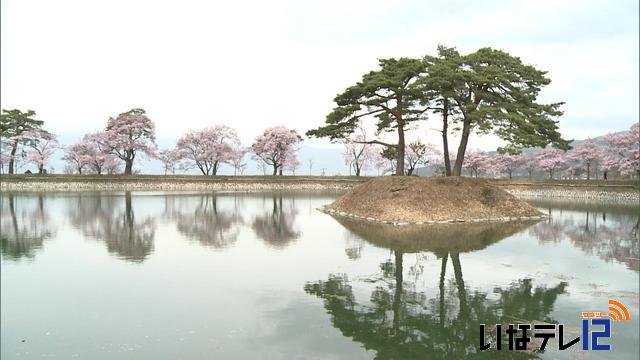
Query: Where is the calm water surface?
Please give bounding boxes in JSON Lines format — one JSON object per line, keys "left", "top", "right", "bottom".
{"left": 1, "top": 192, "right": 638, "bottom": 359}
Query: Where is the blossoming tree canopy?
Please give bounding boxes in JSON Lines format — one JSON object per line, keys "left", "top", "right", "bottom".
{"left": 252, "top": 126, "right": 302, "bottom": 176}
{"left": 604, "top": 123, "right": 639, "bottom": 177}
{"left": 158, "top": 148, "right": 182, "bottom": 175}
{"left": 566, "top": 138, "right": 604, "bottom": 180}
{"left": 176, "top": 125, "right": 242, "bottom": 175}
{"left": 342, "top": 124, "right": 379, "bottom": 177}
{"left": 103, "top": 108, "right": 157, "bottom": 175}
{"left": 21, "top": 129, "right": 59, "bottom": 174}
{"left": 535, "top": 147, "right": 566, "bottom": 179}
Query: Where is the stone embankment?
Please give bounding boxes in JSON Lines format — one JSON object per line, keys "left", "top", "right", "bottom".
{"left": 505, "top": 188, "right": 639, "bottom": 203}
{"left": 0, "top": 176, "right": 365, "bottom": 192}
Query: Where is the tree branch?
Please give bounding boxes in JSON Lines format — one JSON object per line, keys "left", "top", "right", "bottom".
{"left": 354, "top": 139, "right": 397, "bottom": 148}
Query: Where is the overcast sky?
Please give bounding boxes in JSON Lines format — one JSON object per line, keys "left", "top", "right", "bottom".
{"left": 1, "top": 0, "right": 638, "bottom": 159}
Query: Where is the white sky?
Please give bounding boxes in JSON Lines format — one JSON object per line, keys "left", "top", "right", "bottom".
{"left": 1, "top": 0, "right": 638, "bottom": 159}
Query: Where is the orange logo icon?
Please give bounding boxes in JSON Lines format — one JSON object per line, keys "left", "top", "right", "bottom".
{"left": 607, "top": 299, "right": 630, "bottom": 321}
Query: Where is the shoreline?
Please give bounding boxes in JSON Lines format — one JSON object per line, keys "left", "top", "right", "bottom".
{"left": 1, "top": 175, "right": 637, "bottom": 203}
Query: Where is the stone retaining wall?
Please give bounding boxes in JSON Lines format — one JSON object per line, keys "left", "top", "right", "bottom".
{"left": 505, "top": 188, "right": 639, "bottom": 203}
{"left": 2, "top": 180, "right": 638, "bottom": 203}
{"left": 0, "top": 180, "right": 358, "bottom": 192}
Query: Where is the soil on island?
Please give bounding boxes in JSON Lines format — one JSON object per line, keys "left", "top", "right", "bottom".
{"left": 327, "top": 176, "right": 542, "bottom": 223}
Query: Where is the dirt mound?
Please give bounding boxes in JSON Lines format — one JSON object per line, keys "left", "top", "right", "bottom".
{"left": 327, "top": 176, "right": 542, "bottom": 223}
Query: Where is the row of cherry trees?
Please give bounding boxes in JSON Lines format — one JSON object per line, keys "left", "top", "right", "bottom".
{"left": 455, "top": 123, "right": 639, "bottom": 179}
{"left": 63, "top": 111, "right": 303, "bottom": 176}
{"left": 158, "top": 125, "right": 302, "bottom": 176}
{"left": 2, "top": 108, "right": 304, "bottom": 176}
{"left": 2, "top": 107, "right": 637, "bottom": 178}
{"left": 342, "top": 123, "right": 639, "bottom": 179}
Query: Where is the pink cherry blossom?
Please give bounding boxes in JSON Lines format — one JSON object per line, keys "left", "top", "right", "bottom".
{"left": 535, "top": 147, "right": 566, "bottom": 179}
{"left": 494, "top": 153, "right": 524, "bottom": 179}
{"left": 176, "top": 125, "right": 241, "bottom": 175}
{"left": 229, "top": 147, "right": 248, "bottom": 176}
{"left": 566, "top": 138, "right": 604, "bottom": 179}
{"left": 158, "top": 148, "right": 182, "bottom": 175}
{"left": 251, "top": 126, "right": 302, "bottom": 176}
{"left": 602, "top": 123, "right": 639, "bottom": 177}
{"left": 342, "top": 125, "right": 377, "bottom": 176}
{"left": 21, "top": 129, "right": 59, "bottom": 174}
{"left": 462, "top": 149, "right": 495, "bottom": 178}
{"left": 103, "top": 108, "right": 157, "bottom": 175}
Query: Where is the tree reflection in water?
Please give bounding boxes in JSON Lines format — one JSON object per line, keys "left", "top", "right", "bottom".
{"left": 252, "top": 195, "right": 300, "bottom": 248}
{"left": 167, "top": 193, "right": 244, "bottom": 249}
{"left": 306, "top": 218, "right": 567, "bottom": 359}
{"left": 528, "top": 200, "right": 640, "bottom": 271}
{"left": 0, "top": 193, "right": 56, "bottom": 260}
{"left": 67, "top": 192, "right": 155, "bottom": 262}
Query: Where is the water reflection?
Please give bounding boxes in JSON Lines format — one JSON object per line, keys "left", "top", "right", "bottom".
{"left": 67, "top": 192, "right": 156, "bottom": 262}
{"left": 528, "top": 200, "right": 640, "bottom": 271}
{"left": 167, "top": 194, "right": 244, "bottom": 249}
{"left": 252, "top": 195, "right": 300, "bottom": 248}
{"left": 306, "top": 219, "right": 567, "bottom": 358}
{"left": 0, "top": 194, "right": 56, "bottom": 260}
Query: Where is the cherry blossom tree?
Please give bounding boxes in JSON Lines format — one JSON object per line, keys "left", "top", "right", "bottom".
{"left": 342, "top": 124, "right": 377, "bottom": 177}
{"left": 80, "top": 132, "right": 120, "bottom": 175}
{"left": 284, "top": 156, "right": 301, "bottom": 175}
{"left": 176, "top": 125, "right": 241, "bottom": 176}
{"left": 495, "top": 153, "right": 523, "bottom": 179}
{"left": 21, "top": 129, "right": 59, "bottom": 174}
{"left": 566, "top": 138, "right": 604, "bottom": 180}
{"left": 603, "top": 123, "right": 639, "bottom": 178}
{"left": 1, "top": 139, "right": 16, "bottom": 174}
{"left": 535, "top": 147, "right": 566, "bottom": 179}
{"left": 62, "top": 142, "right": 92, "bottom": 174}
{"left": 103, "top": 108, "right": 157, "bottom": 175}
{"left": 230, "top": 148, "right": 248, "bottom": 176}
{"left": 251, "top": 126, "right": 302, "bottom": 176}
{"left": 462, "top": 150, "right": 493, "bottom": 178}
{"left": 405, "top": 140, "right": 441, "bottom": 176}
{"left": 158, "top": 148, "right": 182, "bottom": 175}
{"left": 520, "top": 152, "right": 538, "bottom": 179}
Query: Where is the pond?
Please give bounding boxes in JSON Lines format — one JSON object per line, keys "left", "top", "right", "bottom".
{"left": 1, "top": 191, "right": 638, "bottom": 359}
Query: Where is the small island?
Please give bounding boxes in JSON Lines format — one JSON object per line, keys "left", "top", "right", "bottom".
{"left": 320, "top": 176, "right": 547, "bottom": 225}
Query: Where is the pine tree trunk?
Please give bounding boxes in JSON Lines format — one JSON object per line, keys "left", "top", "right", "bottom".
{"left": 442, "top": 99, "right": 452, "bottom": 176}
{"left": 452, "top": 120, "right": 471, "bottom": 176}
{"left": 8, "top": 143, "right": 17, "bottom": 174}
{"left": 395, "top": 124, "right": 405, "bottom": 176}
